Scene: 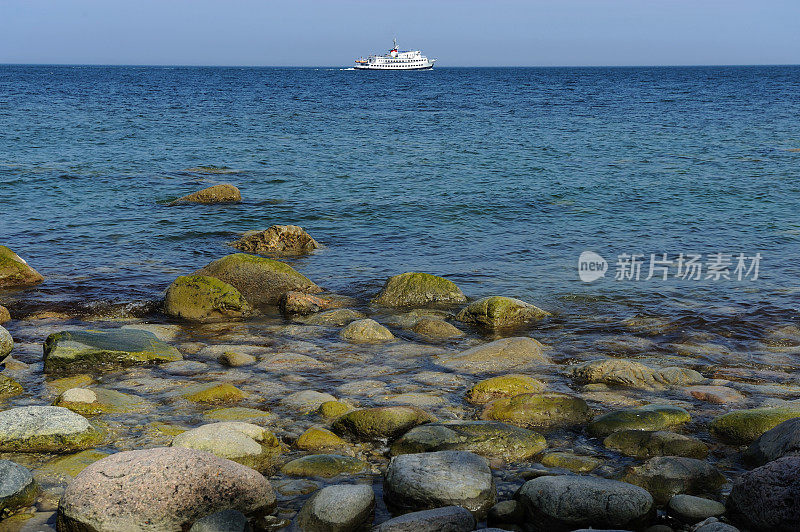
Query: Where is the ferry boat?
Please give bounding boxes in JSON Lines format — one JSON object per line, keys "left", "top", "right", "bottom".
{"left": 354, "top": 38, "right": 435, "bottom": 70}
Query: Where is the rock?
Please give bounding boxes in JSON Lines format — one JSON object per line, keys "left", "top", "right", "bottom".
{"left": 622, "top": 456, "right": 727, "bottom": 505}
{"left": 0, "top": 305, "right": 10, "bottom": 324}
{"left": 181, "top": 382, "right": 245, "bottom": 404}
{"left": 229, "top": 225, "right": 319, "bottom": 256}
{"left": 727, "top": 456, "right": 800, "bottom": 531}
{"left": 296, "top": 427, "right": 352, "bottom": 455}
{"left": 299, "top": 308, "right": 366, "bottom": 326}
{"left": 373, "top": 272, "right": 466, "bottom": 308}
{"left": 57, "top": 447, "right": 275, "bottom": 531}
{"left": 604, "top": 430, "right": 708, "bottom": 459}
{"left": 384, "top": 451, "right": 496, "bottom": 518}
{"left": 190, "top": 509, "right": 251, "bottom": 532}
{"left": 43, "top": 328, "right": 183, "bottom": 373}
{"left": 171, "top": 422, "right": 283, "bottom": 473}
{"left": 694, "top": 519, "right": 741, "bottom": 532}
{"left": 0, "top": 246, "right": 44, "bottom": 288}
{"left": 170, "top": 183, "right": 241, "bottom": 205}
{"left": 164, "top": 275, "right": 251, "bottom": 322}
{"left": 36, "top": 449, "right": 111, "bottom": 484}
{"left": 411, "top": 318, "right": 464, "bottom": 339}
{"left": 588, "top": 405, "right": 691, "bottom": 438}
{"left": 480, "top": 392, "right": 592, "bottom": 429}
{"left": 745, "top": 417, "right": 800, "bottom": 466}
{"left": 0, "top": 325, "right": 13, "bottom": 361}
{"left": 340, "top": 319, "right": 395, "bottom": 343}
{"left": 297, "top": 484, "right": 374, "bottom": 532}
{"left": 318, "top": 401, "right": 352, "bottom": 421}
{"left": 280, "top": 291, "right": 333, "bottom": 316}
{"left": 281, "top": 390, "right": 337, "bottom": 414}
{"left": 390, "top": 420, "right": 546, "bottom": 462}
{"left": 0, "top": 406, "right": 103, "bottom": 452}
{"left": 0, "top": 374, "right": 22, "bottom": 399}
{"left": 467, "top": 374, "right": 546, "bottom": 404}
{"left": 0, "top": 460, "right": 38, "bottom": 517}
{"left": 667, "top": 494, "right": 725, "bottom": 524}
{"left": 455, "top": 296, "right": 549, "bottom": 329}
{"left": 540, "top": 451, "right": 601, "bottom": 472}
{"left": 372, "top": 506, "right": 475, "bottom": 532}
{"left": 203, "top": 407, "right": 273, "bottom": 423}
{"left": 570, "top": 359, "right": 703, "bottom": 389}
{"left": 487, "top": 500, "right": 526, "bottom": 528}
{"left": 218, "top": 351, "right": 256, "bottom": 367}
{"left": 196, "top": 253, "right": 320, "bottom": 306}
{"left": 686, "top": 385, "right": 745, "bottom": 404}
{"left": 435, "top": 337, "right": 550, "bottom": 374}
{"left": 518, "top": 475, "right": 654, "bottom": 531}
{"left": 710, "top": 407, "right": 800, "bottom": 444}
{"left": 332, "top": 406, "right": 435, "bottom": 441}
{"left": 281, "top": 454, "right": 369, "bottom": 478}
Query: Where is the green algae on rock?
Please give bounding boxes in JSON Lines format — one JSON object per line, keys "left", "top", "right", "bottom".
{"left": 0, "top": 374, "right": 22, "bottom": 399}
{"left": 202, "top": 407, "right": 273, "bottom": 423}
{"left": 164, "top": 275, "right": 251, "bottom": 322}
{"left": 196, "top": 253, "right": 320, "bottom": 306}
{"left": 339, "top": 318, "right": 395, "bottom": 343}
{"left": 332, "top": 406, "right": 435, "bottom": 441}
{"left": 373, "top": 272, "right": 467, "bottom": 308}
{"left": 540, "top": 451, "right": 601, "bottom": 472}
{"left": 411, "top": 317, "right": 464, "bottom": 339}
{"left": 588, "top": 404, "right": 691, "bottom": 438}
{"left": 0, "top": 460, "right": 38, "bottom": 517}
{"left": 0, "top": 246, "right": 44, "bottom": 288}
{"left": 604, "top": 430, "right": 709, "bottom": 459}
{"left": 36, "top": 449, "right": 111, "bottom": 484}
{"left": 169, "top": 183, "right": 241, "bottom": 205}
{"left": 281, "top": 454, "right": 369, "bottom": 478}
{"left": 710, "top": 406, "right": 800, "bottom": 444}
{"left": 455, "top": 296, "right": 550, "bottom": 329}
{"left": 390, "top": 420, "right": 547, "bottom": 462}
{"left": 43, "top": 329, "right": 182, "bottom": 373}
{"left": 318, "top": 401, "right": 352, "bottom": 421}
{"left": 480, "top": 393, "right": 591, "bottom": 429}
{"left": 0, "top": 406, "right": 103, "bottom": 453}
{"left": 229, "top": 225, "right": 320, "bottom": 256}
{"left": 171, "top": 422, "right": 283, "bottom": 473}
{"left": 296, "top": 426, "right": 353, "bottom": 455}
{"left": 54, "top": 387, "right": 152, "bottom": 416}
{"left": 467, "top": 374, "right": 546, "bottom": 404}
{"left": 181, "top": 382, "right": 245, "bottom": 404}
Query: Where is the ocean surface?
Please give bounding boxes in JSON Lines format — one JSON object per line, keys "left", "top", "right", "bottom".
{"left": 2, "top": 65, "right": 800, "bottom": 356}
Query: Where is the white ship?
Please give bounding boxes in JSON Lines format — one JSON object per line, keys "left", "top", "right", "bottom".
{"left": 354, "top": 38, "right": 435, "bottom": 70}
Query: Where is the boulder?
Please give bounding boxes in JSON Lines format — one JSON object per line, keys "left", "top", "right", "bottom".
{"left": 383, "top": 451, "right": 496, "bottom": 518}
{"left": 279, "top": 291, "right": 334, "bottom": 316}
{"left": 196, "top": 253, "right": 320, "bottom": 306}
{"left": 332, "top": 406, "right": 435, "bottom": 441}
{"left": 390, "top": 420, "right": 546, "bottom": 462}
{"left": 339, "top": 318, "right": 394, "bottom": 343}
{"left": 298, "top": 308, "right": 365, "bottom": 326}
{"left": 435, "top": 337, "right": 550, "bottom": 374}
{"left": 171, "top": 422, "right": 283, "bottom": 473}
{"left": 480, "top": 392, "right": 591, "bottom": 429}
{"left": 0, "top": 325, "right": 12, "bottom": 361}
{"left": 0, "top": 305, "right": 10, "bottom": 324}
{"left": 745, "top": 417, "right": 800, "bottom": 466}
{"left": 170, "top": 183, "right": 241, "bottom": 205}
{"left": 296, "top": 427, "right": 352, "bottom": 455}
{"left": 0, "top": 460, "right": 38, "bottom": 517}
{"left": 604, "top": 430, "right": 708, "bottom": 459}
{"left": 57, "top": 447, "right": 275, "bottom": 531}
{"left": 455, "top": 296, "right": 549, "bottom": 329}
{"left": 467, "top": 374, "right": 545, "bottom": 404}
{"left": 518, "top": 475, "right": 654, "bottom": 531}
{"left": 281, "top": 454, "right": 369, "bottom": 478}
{"left": 667, "top": 494, "right": 725, "bottom": 524}
{"left": 181, "top": 382, "right": 245, "bottom": 404}
{"left": 487, "top": 500, "right": 526, "bottom": 529}
{"left": 190, "top": 509, "right": 250, "bottom": 532}
{"left": 710, "top": 407, "right": 800, "bottom": 444}
{"left": 373, "top": 272, "right": 466, "bottom": 308}
{"left": 570, "top": 359, "right": 703, "bottom": 389}
{"left": 218, "top": 351, "right": 256, "bottom": 367}
{"left": 588, "top": 405, "right": 691, "bottom": 438}
{"left": 229, "top": 225, "right": 319, "bottom": 256}
{"left": 622, "top": 456, "right": 727, "bottom": 505}
{"left": 0, "top": 406, "right": 103, "bottom": 452}
{"left": 0, "top": 246, "right": 43, "bottom": 288}
{"left": 318, "top": 401, "right": 353, "bottom": 421}
{"left": 540, "top": 451, "right": 601, "bottom": 473}
{"left": 411, "top": 318, "right": 464, "bottom": 339}
{"left": 372, "top": 506, "right": 475, "bottom": 532}
{"left": 164, "top": 275, "right": 251, "bottom": 321}
{"left": 297, "top": 484, "right": 374, "bottom": 532}
{"left": 727, "top": 455, "right": 800, "bottom": 531}
{"left": 43, "top": 328, "right": 182, "bottom": 373}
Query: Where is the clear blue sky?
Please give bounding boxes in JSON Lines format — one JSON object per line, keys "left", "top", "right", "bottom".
{"left": 1, "top": 0, "right": 798, "bottom": 66}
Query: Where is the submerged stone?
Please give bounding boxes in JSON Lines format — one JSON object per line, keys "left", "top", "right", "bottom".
{"left": 0, "top": 245, "right": 44, "bottom": 288}
{"left": 373, "top": 272, "right": 466, "bottom": 308}
{"left": 373, "top": 506, "right": 475, "bottom": 532}
{"left": 181, "top": 382, "right": 245, "bottom": 404}
{"left": 411, "top": 318, "right": 464, "bottom": 339}
{"left": 604, "top": 430, "right": 708, "bottom": 459}
{"left": 229, "top": 224, "right": 319, "bottom": 256}
{"left": 467, "top": 374, "right": 546, "bottom": 404}
{"left": 622, "top": 456, "right": 727, "bottom": 505}
{"left": 0, "top": 460, "right": 38, "bottom": 517}
{"left": 164, "top": 275, "right": 251, "bottom": 322}
{"left": 0, "top": 406, "right": 103, "bottom": 453}
{"left": 570, "top": 358, "right": 704, "bottom": 389}
{"left": 435, "top": 336, "right": 550, "bottom": 374}
{"left": 0, "top": 325, "right": 13, "bottom": 362}
{"left": 0, "top": 374, "right": 22, "bottom": 399}
{"left": 456, "top": 296, "right": 549, "bottom": 329}
{"left": 297, "top": 484, "right": 375, "bottom": 532}
{"left": 710, "top": 406, "right": 800, "bottom": 444}
{"left": 203, "top": 407, "right": 273, "bottom": 423}
{"left": 281, "top": 454, "right": 369, "bottom": 478}
{"left": 588, "top": 405, "right": 691, "bottom": 438}
{"left": 171, "top": 422, "right": 283, "bottom": 473}
{"left": 745, "top": 417, "right": 800, "bottom": 466}
{"left": 298, "top": 308, "right": 366, "bottom": 326}
{"left": 169, "top": 183, "right": 241, "bottom": 205}
{"left": 481, "top": 392, "right": 592, "bottom": 430}
{"left": 36, "top": 449, "right": 111, "bottom": 484}
{"left": 540, "top": 451, "right": 601, "bottom": 472}
{"left": 296, "top": 426, "right": 352, "bottom": 455}
{"left": 340, "top": 318, "right": 395, "bottom": 343}
{"left": 332, "top": 406, "right": 435, "bottom": 441}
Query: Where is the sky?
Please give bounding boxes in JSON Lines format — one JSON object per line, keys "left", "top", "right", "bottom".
{"left": 1, "top": 0, "right": 799, "bottom": 67}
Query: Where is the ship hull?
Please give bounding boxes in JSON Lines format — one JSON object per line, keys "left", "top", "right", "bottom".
{"left": 354, "top": 64, "right": 434, "bottom": 70}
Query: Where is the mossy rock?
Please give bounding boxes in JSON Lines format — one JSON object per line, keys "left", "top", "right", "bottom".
{"left": 36, "top": 449, "right": 111, "bottom": 484}
{"left": 171, "top": 422, "right": 284, "bottom": 473}
{"left": 0, "top": 375, "right": 23, "bottom": 399}
{"left": 42, "top": 329, "right": 183, "bottom": 374}
{"left": 467, "top": 374, "right": 545, "bottom": 404}
{"left": 480, "top": 393, "right": 592, "bottom": 430}
{"left": 203, "top": 407, "right": 273, "bottom": 423}
{"left": 339, "top": 318, "right": 395, "bottom": 343}
{"left": 390, "top": 420, "right": 546, "bottom": 462}
{"left": 540, "top": 451, "right": 601, "bottom": 473}
{"left": 281, "top": 454, "right": 369, "bottom": 478}
{"left": 0, "top": 246, "right": 43, "bottom": 288}
{"left": 0, "top": 326, "right": 13, "bottom": 362}
{"left": 0, "top": 406, "right": 104, "bottom": 453}
{"left": 588, "top": 405, "right": 691, "bottom": 438}
{"left": 181, "top": 383, "right": 245, "bottom": 404}
{"left": 298, "top": 308, "right": 366, "bottom": 327}
{"left": 169, "top": 183, "right": 241, "bottom": 204}
{"left": 604, "top": 430, "right": 708, "bottom": 459}
{"left": 710, "top": 407, "right": 800, "bottom": 444}
{"left": 0, "top": 460, "right": 38, "bottom": 517}
{"left": 411, "top": 318, "right": 464, "bottom": 340}
{"left": 0, "top": 305, "right": 10, "bottom": 324}
{"left": 45, "top": 375, "right": 94, "bottom": 395}
{"left": 196, "top": 253, "right": 320, "bottom": 306}
{"left": 332, "top": 406, "right": 435, "bottom": 441}
{"left": 164, "top": 275, "right": 251, "bottom": 322}
{"left": 373, "top": 272, "right": 466, "bottom": 308}
{"left": 318, "top": 401, "right": 352, "bottom": 421}
{"left": 456, "top": 296, "right": 550, "bottom": 329}
{"left": 229, "top": 225, "right": 320, "bottom": 256}
{"left": 54, "top": 388, "right": 152, "bottom": 416}
{"left": 435, "top": 337, "right": 550, "bottom": 374}
{"left": 296, "top": 426, "right": 352, "bottom": 455}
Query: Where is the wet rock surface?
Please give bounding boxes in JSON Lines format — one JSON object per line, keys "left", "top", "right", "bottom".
{"left": 727, "top": 455, "right": 800, "bottom": 532}
{"left": 229, "top": 224, "right": 320, "bottom": 256}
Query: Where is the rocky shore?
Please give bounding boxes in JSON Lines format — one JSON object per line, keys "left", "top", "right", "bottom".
{"left": 0, "top": 197, "right": 799, "bottom": 531}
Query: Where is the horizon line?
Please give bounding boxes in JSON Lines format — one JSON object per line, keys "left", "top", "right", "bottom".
{"left": 1, "top": 62, "right": 799, "bottom": 69}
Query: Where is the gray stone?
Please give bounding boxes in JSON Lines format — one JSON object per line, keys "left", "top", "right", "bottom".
{"left": 281, "top": 390, "right": 337, "bottom": 414}
{"left": 604, "top": 430, "right": 708, "bottom": 459}
{"left": 745, "top": 417, "right": 800, "bottom": 466}
{"left": 340, "top": 319, "right": 394, "bottom": 343}
{"left": 570, "top": 359, "right": 703, "bottom": 389}
{"left": 190, "top": 509, "right": 251, "bottom": 532}
{"left": 668, "top": 494, "right": 725, "bottom": 524}
{"left": 694, "top": 518, "right": 741, "bottom": 532}
{"left": 171, "top": 422, "right": 283, "bottom": 473}
{"left": 297, "top": 484, "right": 375, "bottom": 532}
{"left": 0, "top": 405, "right": 103, "bottom": 453}
{"left": 0, "top": 459, "right": 38, "bottom": 516}
{"left": 623, "top": 457, "right": 727, "bottom": 505}
{"left": 0, "top": 325, "right": 12, "bottom": 361}
{"left": 455, "top": 296, "right": 549, "bottom": 328}
{"left": 726, "top": 456, "right": 800, "bottom": 531}
{"left": 435, "top": 336, "right": 550, "bottom": 373}
{"left": 373, "top": 272, "right": 466, "bottom": 308}
{"left": 518, "top": 475, "right": 654, "bottom": 531}
{"left": 371, "top": 506, "right": 475, "bottom": 532}
{"left": 487, "top": 499, "right": 525, "bottom": 527}
{"left": 383, "top": 451, "right": 495, "bottom": 519}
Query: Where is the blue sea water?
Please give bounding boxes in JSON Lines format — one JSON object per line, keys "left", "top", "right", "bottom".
{"left": 1, "top": 65, "right": 800, "bottom": 345}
